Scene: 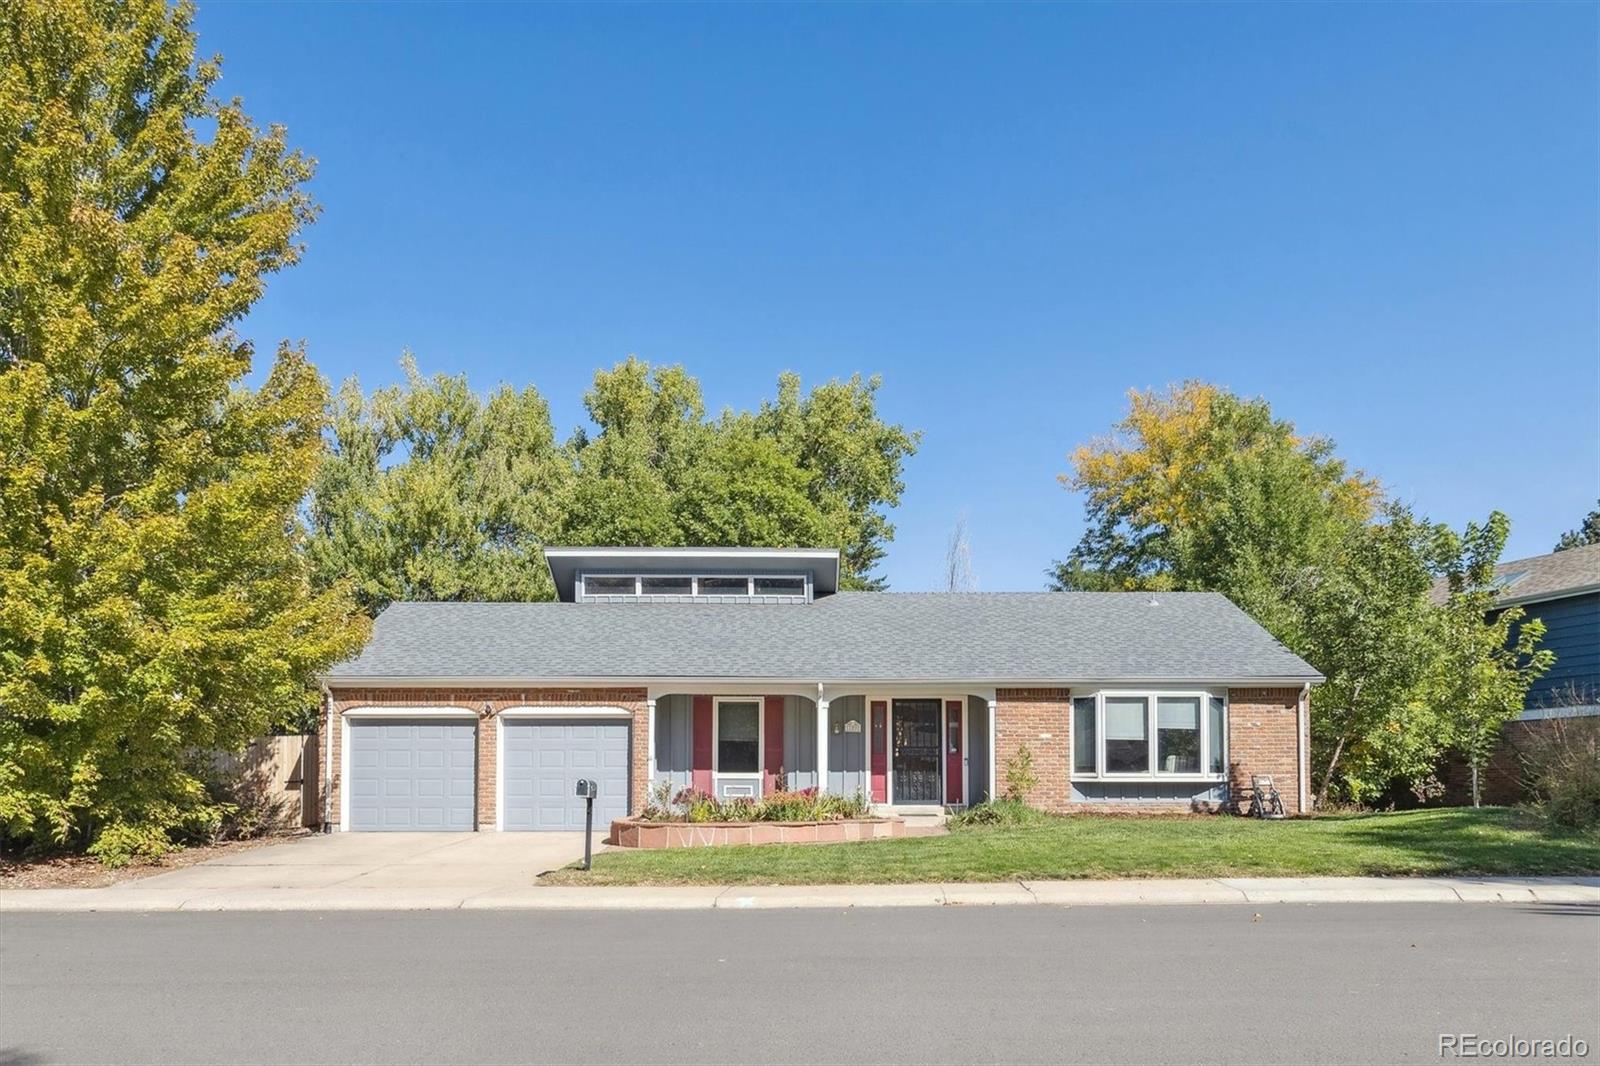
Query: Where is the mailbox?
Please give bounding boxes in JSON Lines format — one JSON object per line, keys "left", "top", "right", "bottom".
{"left": 575, "top": 778, "right": 598, "bottom": 870}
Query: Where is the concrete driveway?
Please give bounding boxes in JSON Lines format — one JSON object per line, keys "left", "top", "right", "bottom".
{"left": 119, "top": 831, "right": 604, "bottom": 893}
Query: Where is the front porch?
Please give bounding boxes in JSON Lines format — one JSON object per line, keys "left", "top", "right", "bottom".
{"left": 647, "top": 687, "right": 996, "bottom": 809}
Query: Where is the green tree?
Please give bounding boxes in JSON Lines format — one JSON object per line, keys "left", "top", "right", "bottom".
{"left": 0, "top": 0, "right": 366, "bottom": 861}
{"left": 306, "top": 355, "right": 568, "bottom": 611}
{"left": 1432, "top": 513, "right": 1553, "bottom": 806}
{"left": 312, "top": 356, "right": 920, "bottom": 604}
{"left": 565, "top": 357, "right": 919, "bottom": 589}
{"left": 562, "top": 358, "right": 710, "bottom": 548}
{"left": 1554, "top": 500, "right": 1600, "bottom": 552}
{"left": 753, "top": 371, "right": 921, "bottom": 589}
{"left": 1300, "top": 506, "right": 1448, "bottom": 806}
{"left": 1053, "top": 384, "right": 1548, "bottom": 805}
{"left": 1050, "top": 383, "right": 1378, "bottom": 608}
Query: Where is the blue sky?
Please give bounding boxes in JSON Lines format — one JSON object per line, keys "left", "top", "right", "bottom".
{"left": 196, "top": 2, "right": 1598, "bottom": 591}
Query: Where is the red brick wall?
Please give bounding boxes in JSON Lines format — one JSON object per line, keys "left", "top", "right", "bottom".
{"left": 1226, "top": 687, "right": 1306, "bottom": 815}
{"left": 1438, "top": 716, "right": 1595, "bottom": 806}
{"left": 325, "top": 687, "right": 649, "bottom": 830}
{"left": 993, "top": 688, "right": 1072, "bottom": 811}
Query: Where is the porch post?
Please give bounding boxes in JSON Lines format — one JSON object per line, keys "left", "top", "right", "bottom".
{"left": 815, "top": 692, "right": 830, "bottom": 793}
{"left": 646, "top": 697, "right": 657, "bottom": 798}
{"left": 987, "top": 697, "right": 999, "bottom": 803}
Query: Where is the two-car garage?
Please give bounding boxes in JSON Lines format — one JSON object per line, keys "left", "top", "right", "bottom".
{"left": 342, "top": 711, "right": 630, "bottom": 832}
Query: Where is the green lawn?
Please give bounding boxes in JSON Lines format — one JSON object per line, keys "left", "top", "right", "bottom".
{"left": 542, "top": 807, "right": 1600, "bottom": 886}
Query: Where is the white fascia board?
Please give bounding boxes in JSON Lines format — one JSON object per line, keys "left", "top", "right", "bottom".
{"left": 542, "top": 546, "right": 840, "bottom": 561}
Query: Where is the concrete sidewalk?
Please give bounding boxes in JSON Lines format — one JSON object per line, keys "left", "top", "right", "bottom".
{"left": 5, "top": 875, "right": 1597, "bottom": 912}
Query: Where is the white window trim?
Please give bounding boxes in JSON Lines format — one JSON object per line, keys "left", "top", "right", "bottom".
{"left": 1076, "top": 688, "right": 1228, "bottom": 782}
{"left": 712, "top": 696, "right": 765, "bottom": 780}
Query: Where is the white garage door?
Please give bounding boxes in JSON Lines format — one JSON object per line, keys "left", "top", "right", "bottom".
{"left": 501, "top": 718, "right": 630, "bottom": 830}
{"left": 348, "top": 718, "right": 476, "bottom": 831}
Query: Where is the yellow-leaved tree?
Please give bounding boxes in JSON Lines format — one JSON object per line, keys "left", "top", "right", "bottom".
{"left": 0, "top": 0, "right": 367, "bottom": 862}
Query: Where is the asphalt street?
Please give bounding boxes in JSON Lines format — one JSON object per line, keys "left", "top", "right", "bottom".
{"left": 3, "top": 903, "right": 1596, "bottom": 1065}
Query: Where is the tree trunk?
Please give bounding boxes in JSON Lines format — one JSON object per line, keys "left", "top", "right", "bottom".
{"left": 1471, "top": 761, "right": 1481, "bottom": 808}
{"left": 1316, "top": 734, "right": 1348, "bottom": 810}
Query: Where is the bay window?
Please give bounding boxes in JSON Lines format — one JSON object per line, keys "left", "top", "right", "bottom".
{"left": 1072, "top": 697, "right": 1097, "bottom": 774}
{"left": 1104, "top": 697, "right": 1149, "bottom": 773}
{"left": 1156, "top": 696, "right": 1201, "bottom": 774}
{"left": 1072, "top": 690, "right": 1227, "bottom": 779}
{"left": 1209, "top": 696, "right": 1226, "bottom": 774}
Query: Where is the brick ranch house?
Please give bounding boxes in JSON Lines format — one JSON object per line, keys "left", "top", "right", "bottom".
{"left": 320, "top": 547, "right": 1322, "bottom": 832}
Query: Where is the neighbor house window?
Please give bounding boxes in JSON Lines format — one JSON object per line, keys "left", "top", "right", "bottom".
{"left": 1075, "top": 690, "right": 1227, "bottom": 778}
{"left": 1072, "top": 697, "right": 1097, "bottom": 774}
{"left": 640, "top": 576, "right": 692, "bottom": 596}
{"left": 753, "top": 576, "right": 805, "bottom": 596}
{"left": 584, "top": 575, "right": 636, "bottom": 596}
{"left": 715, "top": 699, "right": 761, "bottom": 775}
{"left": 1156, "top": 696, "right": 1201, "bottom": 774}
{"left": 699, "top": 576, "right": 750, "bottom": 595}
{"left": 1104, "top": 697, "right": 1149, "bottom": 773}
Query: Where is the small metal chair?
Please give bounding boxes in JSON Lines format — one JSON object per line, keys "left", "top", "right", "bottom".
{"left": 1247, "top": 774, "right": 1286, "bottom": 819}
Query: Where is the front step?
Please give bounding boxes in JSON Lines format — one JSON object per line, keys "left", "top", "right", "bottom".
{"left": 872, "top": 804, "right": 954, "bottom": 829}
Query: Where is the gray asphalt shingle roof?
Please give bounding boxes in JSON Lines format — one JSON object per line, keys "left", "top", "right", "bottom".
{"left": 326, "top": 591, "right": 1322, "bottom": 684}
{"left": 1428, "top": 543, "right": 1600, "bottom": 607}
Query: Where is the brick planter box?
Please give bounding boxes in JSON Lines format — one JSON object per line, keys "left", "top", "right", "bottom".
{"left": 610, "top": 817, "right": 905, "bottom": 849}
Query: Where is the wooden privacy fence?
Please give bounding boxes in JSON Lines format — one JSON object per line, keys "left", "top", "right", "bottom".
{"left": 210, "top": 734, "right": 320, "bottom": 829}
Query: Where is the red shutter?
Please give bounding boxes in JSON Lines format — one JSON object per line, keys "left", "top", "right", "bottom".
{"left": 763, "top": 696, "right": 785, "bottom": 795}
{"left": 870, "top": 700, "right": 888, "bottom": 803}
{"left": 945, "top": 700, "right": 963, "bottom": 804}
{"left": 692, "top": 695, "right": 713, "bottom": 795}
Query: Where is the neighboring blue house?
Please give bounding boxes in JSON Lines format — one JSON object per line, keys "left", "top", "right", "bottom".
{"left": 1436, "top": 542, "right": 1599, "bottom": 804}
{"left": 1489, "top": 542, "right": 1600, "bottom": 714}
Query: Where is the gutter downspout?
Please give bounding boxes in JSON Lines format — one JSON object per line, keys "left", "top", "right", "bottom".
{"left": 321, "top": 684, "right": 334, "bottom": 833}
{"left": 1298, "top": 683, "right": 1311, "bottom": 815}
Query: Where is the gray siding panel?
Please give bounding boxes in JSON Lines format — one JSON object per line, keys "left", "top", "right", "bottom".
{"left": 826, "top": 696, "right": 867, "bottom": 798}
{"left": 966, "top": 695, "right": 990, "bottom": 804}
{"left": 652, "top": 694, "right": 693, "bottom": 796}
{"left": 783, "top": 696, "right": 817, "bottom": 791}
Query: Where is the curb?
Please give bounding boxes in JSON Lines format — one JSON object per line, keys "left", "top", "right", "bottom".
{"left": 4, "top": 877, "right": 1598, "bottom": 913}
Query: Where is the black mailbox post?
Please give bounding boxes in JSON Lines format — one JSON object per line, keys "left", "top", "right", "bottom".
{"left": 575, "top": 778, "right": 598, "bottom": 869}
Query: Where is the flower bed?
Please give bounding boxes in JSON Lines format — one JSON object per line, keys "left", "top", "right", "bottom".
{"left": 639, "top": 785, "right": 871, "bottom": 824}
{"left": 609, "top": 785, "right": 899, "bottom": 848}
{"left": 610, "top": 817, "right": 904, "bottom": 849}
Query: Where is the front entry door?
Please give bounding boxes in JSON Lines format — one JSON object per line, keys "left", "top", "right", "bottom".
{"left": 892, "top": 700, "right": 942, "bottom": 804}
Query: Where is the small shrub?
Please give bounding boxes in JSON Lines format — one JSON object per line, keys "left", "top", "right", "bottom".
{"left": 949, "top": 798, "right": 1051, "bottom": 830}
{"left": 640, "top": 779, "right": 678, "bottom": 821}
{"left": 1004, "top": 744, "right": 1038, "bottom": 802}
{"left": 86, "top": 823, "right": 175, "bottom": 868}
{"left": 201, "top": 764, "right": 291, "bottom": 843}
{"left": 1521, "top": 716, "right": 1600, "bottom": 831}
